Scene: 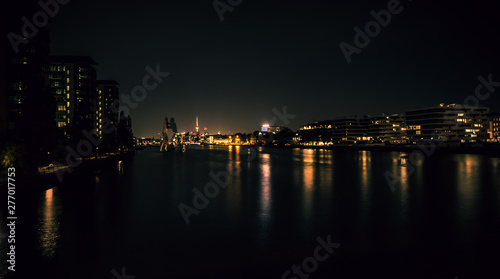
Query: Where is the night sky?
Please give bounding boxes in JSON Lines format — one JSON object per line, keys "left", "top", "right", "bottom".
{"left": 45, "top": 0, "right": 500, "bottom": 137}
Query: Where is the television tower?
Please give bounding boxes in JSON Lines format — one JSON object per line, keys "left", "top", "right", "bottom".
{"left": 195, "top": 116, "right": 199, "bottom": 133}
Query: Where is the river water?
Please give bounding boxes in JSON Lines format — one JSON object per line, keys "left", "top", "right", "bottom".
{"left": 1, "top": 146, "right": 499, "bottom": 278}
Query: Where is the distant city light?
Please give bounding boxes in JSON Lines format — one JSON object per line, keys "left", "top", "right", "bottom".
{"left": 261, "top": 123, "right": 270, "bottom": 132}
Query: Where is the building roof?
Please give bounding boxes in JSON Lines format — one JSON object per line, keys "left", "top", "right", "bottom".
{"left": 405, "top": 103, "right": 489, "bottom": 112}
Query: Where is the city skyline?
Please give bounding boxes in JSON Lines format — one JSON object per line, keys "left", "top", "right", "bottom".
{"left": 44, "top": 0, "right": 500, "bottom": 136}
{"left": 144, "top": 101, "right": 498, "bottom": 137}
{"left": 2, "top": 1, "right": 500, "bottom": 278}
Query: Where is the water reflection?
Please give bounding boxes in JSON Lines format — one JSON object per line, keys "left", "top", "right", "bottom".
{"left": 387, "top": 152, "right": 410, "bottom": 195}
{"left": 397, "top": 153, "right": 409, "bottom": 205}
{"left": 233, "top": 145, "right": 241, "bottom": 173}
{"left": 456, "top": 154, "right": 480, "bottom": 223}
{"left": 38, "top": 188, "right": 60, "bottom": 260}
{"left": 316, "top": 149, "right": 331, "bottom": 164}
{"left": 492, "top": 158, "right": 500, "bottom": 186}
{"left": 357, "top": 151, "right": 372, "bottom": 225}
{"left": 7, "top": 145, "right": 500, "bottom": 278}
{"left": 399, "top": 161, "right": 408, "bottom": 197}
{"left": 259, "top": 153, "right": 272, "bottom": 226}
{"left": 359, "top": 150, "right": 371, "bottom": 194}
{"left": 302, "top": 150, "right": 314, "bottom": 224}
{"left": 493, "top": 158, "right": 499, "bottom": 178}
{"left": 318, "top": 150, "right": 333, "bottom": 193}
{"left": 226, "top": 146, "right": 242, "bottom": 221}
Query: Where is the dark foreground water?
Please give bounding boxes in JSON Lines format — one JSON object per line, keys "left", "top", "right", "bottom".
{"left": 1, "top": 146, "right": 499, "bottom": 278}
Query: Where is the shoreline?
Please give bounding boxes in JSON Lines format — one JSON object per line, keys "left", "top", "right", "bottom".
{"left": 275, "top": 144, "right": 500, "bottom": 156}
{"left": 0, "top": 151, "right": 135, "bottom": 196}
{"left": 3, "top": 143, "right": 499, "bottom": 195}
{"left": 199, "top": 143, "right": 500, "bottom": 156}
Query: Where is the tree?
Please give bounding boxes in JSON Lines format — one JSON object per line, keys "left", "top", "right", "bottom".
{"left": 117, "top": 112, "right": 134, "bottom": 150}
{"left": 1, "top": 144, "right": 38, "bottom": 177}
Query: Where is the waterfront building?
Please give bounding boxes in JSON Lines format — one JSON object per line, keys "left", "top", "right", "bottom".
{"left": 488, "top": 112, "right": 500, "bottom": 142}
{"left": 405, "top": 103, "right": 489, "bottom": 143}
{"left": 1, "top": 17, "right": 51, "bottom": 142}
{"left": 299, "top": 120, "right": 331, "bottom": 145}
{"left": 260, "top": 124, "right": 285, "bottom": 134}
{"left": 95, "top": 80, "right": 119, "bottom": 152}
{"left": 49, "top": 56, "right": 98, "bottom": 139}
{"left": 299, "top": 116, "right": 366, "bottom": 145}
{"left": 298, "top": 104, "right": 491, "bottom": 145}
{"left": 96, "top": 80, "right": 119, "bottom": 138}
{"left": 365, "top": 113, "right": 407, "bottom": 144}
{"left": 214, "top": 135, "right": 231, "bottom": 145}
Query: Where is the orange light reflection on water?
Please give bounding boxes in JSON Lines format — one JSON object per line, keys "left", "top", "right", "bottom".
{"left": 39, "top": 188, "right": 60, "bottom": 260}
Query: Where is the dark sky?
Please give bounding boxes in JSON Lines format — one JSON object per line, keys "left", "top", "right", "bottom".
{"left": 45, "top": 0, "right": 500, "bottom": 137}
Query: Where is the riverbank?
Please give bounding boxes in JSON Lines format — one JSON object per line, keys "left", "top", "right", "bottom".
{"left": 0, "top": 151, "right": 135, "bottom": 195}
{"left": 283, "top": 143, "right": 500, "bottom": 156}
{"left": 210, "top": 142, "right": 500, "bottom": 156}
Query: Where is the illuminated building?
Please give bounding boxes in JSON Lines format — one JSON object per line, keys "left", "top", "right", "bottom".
{"left": 405, "top": 103, "right": 489, "bottom": 143}
{"left": 488, "top": 112, "right": 500, "bottom": 142}
{"left": 49, "top": 56, "right": 98, "bottom": 138}
{"left": 96, "top": 80, "right": 119, "bottom": 139}
{"left": 260, "top": 124, "right": 270, "bottom": 132}
{"left": 362, "top": 113, "right": 406, "bottom": 144}
{"left": 299, "top": 116, "right": 363, "bottom": 145}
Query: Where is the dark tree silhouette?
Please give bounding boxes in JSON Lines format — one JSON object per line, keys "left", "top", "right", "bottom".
{"left": 117, "top": 112, "right": 134, "bottom": 150}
